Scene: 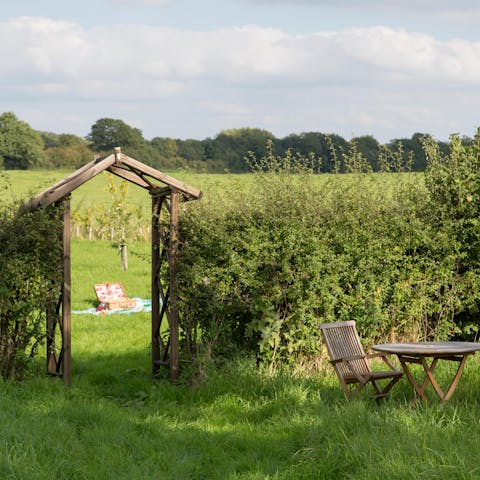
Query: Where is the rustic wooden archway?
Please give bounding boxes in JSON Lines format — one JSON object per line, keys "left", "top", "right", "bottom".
{"left": 25, "top": 148, "right": 202, "bottom": 385}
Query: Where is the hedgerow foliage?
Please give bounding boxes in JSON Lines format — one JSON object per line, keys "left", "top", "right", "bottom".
{"left": 423, "top": 129, "right": 480, "bottom": 337}
{"left": 177, "top": 132, "right": 480, "bottom": 367}
{"left": 0, "top": 178, "right": 62, "bottom": 379}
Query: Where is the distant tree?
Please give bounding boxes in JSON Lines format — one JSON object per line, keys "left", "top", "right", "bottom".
{"left": 323, "top": 134, "right": 349, "bottom": 172}
{"left": 0, "top": 112, "right": 45, "bottom": 169}
{"left": 177, "top": 138, "right": 205, "bottom": 162}
{"left": 408, "top": 133, "right": 429, "bottom": 170}
{"left": 86, "top": 117, "right": 162, "bottom": 165}
{"left": 205, "top": 128, "right": 275, "bottom": 172}
{"left": 44, "top": 134, "right": 93, "bottom": 169}
{"left": 149, "top": 137, "right": 190, "bottom": 169}
{"left": 202, "top": 137, "right": 215, "bottom": 162}
{"left": 151, "top": 137, "right": 179, "bottom": 159}
{"left": 86, "top": 118, "right": 146, "bottom": 153}
{"left": 278, "top": 132, "right": 349, "bottom": 172}
{"left": 39, "top": 131, "right": 61, "bottom": 149}
{"left": 387, "top": 133, "right": 432, "bottom": 171}
{"left": 279, "top": 132, "right": 326, "bottom": 157}
{"left": 58, "top": 133, "right": 86, "bottom": 148}
{"left": 438, "top": 139, "right": 450, "bottom": 156}
{"left": 352, "top": 135, "right": 381, "bottom": 171}
{"left": 1, "top": 111, "right": 464, "bottom": 174}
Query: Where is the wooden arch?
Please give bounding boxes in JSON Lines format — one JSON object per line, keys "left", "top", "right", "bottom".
{"left": 25, "top": 148, "right": 202, "bottom": 385}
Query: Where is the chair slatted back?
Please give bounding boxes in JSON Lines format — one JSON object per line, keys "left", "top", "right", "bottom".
{"left": 319, "top": 321, "right": 371, "bottom": 377}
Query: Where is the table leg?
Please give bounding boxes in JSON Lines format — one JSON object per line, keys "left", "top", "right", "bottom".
{"left": 441, "top": 355, "right": 468, "bottom": 404}
{"left": 398, "top": 354, "right": 470, "bottom": 405}
{"left": 421, "top": 357, "right": 443, "bottom": 399}
{"left": 398, "top": 355, "right": 428, "bottom": 403}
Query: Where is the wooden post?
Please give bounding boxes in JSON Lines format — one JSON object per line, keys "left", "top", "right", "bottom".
{"left": 46, "top": 202, "right": 64, "bottom": 376}
{"left": 151, "top": 195, "right": 162, "bottom": 376}
{"left": 120, "top": 242, "right": 128, "bottom": 270}
{"left": 168, "top": 191, "right": 180, "bottom": 381}
{"left": 62, "top": 196, "right": 72, "bottom": 386}
{"left": 46, "top": 299, "right": 59, "bottom": 374}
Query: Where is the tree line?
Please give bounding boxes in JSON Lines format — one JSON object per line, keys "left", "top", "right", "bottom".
{"left": 0, "top": 111, "right": 460, "bottom": 172}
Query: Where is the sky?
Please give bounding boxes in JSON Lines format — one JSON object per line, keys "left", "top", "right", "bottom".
{"left": 1, "top": 0, "right": 480, "bottom": 143}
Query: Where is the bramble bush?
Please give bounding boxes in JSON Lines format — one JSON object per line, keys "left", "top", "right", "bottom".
{"left": 177, "top": 133, "right": 480, "bottom": 367}
{"left": 423, "top": 128, "right": 480, "bottom": 339}
{"left": 0, "top": 178, "right": 63, "bottom": 379}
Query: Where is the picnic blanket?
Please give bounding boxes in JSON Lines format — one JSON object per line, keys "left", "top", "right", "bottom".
{"left": 72, "top": 298, "right": 152, "bottom": 316}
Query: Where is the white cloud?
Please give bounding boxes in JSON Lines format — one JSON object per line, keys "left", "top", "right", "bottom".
{"left": 5, "top": 18, "right": 480, "bottom": 88}
{"left": 1, "top": 16, "right": 480, "bottom": 140}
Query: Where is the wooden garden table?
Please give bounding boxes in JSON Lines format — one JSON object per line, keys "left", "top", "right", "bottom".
{"left": 372, "top": 342, "right": 480, "bottom": 404}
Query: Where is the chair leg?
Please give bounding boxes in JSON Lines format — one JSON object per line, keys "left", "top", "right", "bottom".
{"left": 340, "top": 375, "right": 401, "bottom": 400}
{"left": 338, "top": 374, "right": 366, "bottom": 399}
{"left": 342, "top": 379, "right": 369, "bottom": 399}
{"left": 371, "top": 375, "right": 402, "bottom": 399}
{"left": 371, "top": 379, "right": 383, "bottom": 397}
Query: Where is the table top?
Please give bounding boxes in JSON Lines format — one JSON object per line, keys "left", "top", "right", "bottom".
{"left": 372, "top": 341, "right": 480, "bottom": 356}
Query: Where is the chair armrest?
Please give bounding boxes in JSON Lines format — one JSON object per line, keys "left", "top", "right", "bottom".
{"left": 331, "top": 354, "right": 365, "bottom": 364}
{"left": 331, "top": 355, "right": 369, "bottom": 384}
{"left": 366, "top": 352, "right": 384, "bottom": 359}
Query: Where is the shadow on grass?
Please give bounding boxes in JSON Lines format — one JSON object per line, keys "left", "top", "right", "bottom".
{"left": 2, "top": 349, "right": 354, "bottom": 478}
{"left": 0, "top": 380, "right": 354, "bottom": 479}
{"left": 67, "top": 342, "right": 479, "bottom": 410}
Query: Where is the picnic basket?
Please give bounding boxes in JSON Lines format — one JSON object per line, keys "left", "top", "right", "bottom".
{"left": 94, "top": 282, "right": 136, "bottom": 311}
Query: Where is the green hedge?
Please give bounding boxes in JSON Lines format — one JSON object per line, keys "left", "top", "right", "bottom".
{"left": 0, "top": 179, "right": 63, "bottom": 379}
{"left": 177, "top": 134, "right": 480, "bottom": 365}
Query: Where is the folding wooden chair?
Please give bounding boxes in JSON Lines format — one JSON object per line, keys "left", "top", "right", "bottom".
{"left": 319, "top": 320, "right": 403, "bottom": 399}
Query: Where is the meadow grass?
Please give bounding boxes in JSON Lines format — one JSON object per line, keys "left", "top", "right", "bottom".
{"left": 0, "top": 169, "right": 420, "bottom": 216}
{"left": 0, "top": 169, "right": 249, "bottom": 216}
{"left": 1, "top": 239, "right": 480, "bottom": 479}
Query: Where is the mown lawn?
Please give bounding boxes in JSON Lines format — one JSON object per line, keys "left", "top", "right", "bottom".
{"left": 1, "top": 239, "right": 480, "bottom": 479}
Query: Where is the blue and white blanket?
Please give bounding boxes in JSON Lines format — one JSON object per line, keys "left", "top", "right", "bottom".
{"left": 72, "top": 298, "right": 152, "bottom": 315}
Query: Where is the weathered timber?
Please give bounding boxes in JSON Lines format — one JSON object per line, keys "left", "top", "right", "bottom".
{"left": 168, "top": 191, "right": 180, "bottom": 381}
{"left": 62, "top": 196, "right": 72, "bottom": 386}
{"left": 107, "top": 165, "right": 151, "bottom": 189}
{"left": 33, "top": 156, "right": 104, "bottom": 201}
{"left": 24, "top": 147, "right": 202, "bottom": 385}
{"left": 151, "top": 195, "right": 162, "bottom": 376}
{"left": 46, "top": 203, "right": 63, "bottom": 376}
{"left": 151, "top": 186, "right": 172, "bottom": 198}
{"left": 25, "top": 155, "right": 116, "bottom": 209}
{"left": 117, "top": 153, "right": 202, "bottom": 200}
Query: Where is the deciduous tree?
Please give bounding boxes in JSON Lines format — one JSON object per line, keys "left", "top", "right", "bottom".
{"left": 87, "top": 118, "right": 145, "bottom": 153}
{"left": 0, "top": 112, "right": 45, "bottom": 169}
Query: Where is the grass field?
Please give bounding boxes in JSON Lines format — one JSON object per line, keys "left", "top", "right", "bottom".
{"left": 1, "top": 239, "right": 480, "bottom": 479}
{"left": 0, "top": 169, "right": 248, "bottom": 215}
{"left": 0, "top": 168, "right": 421, "bottom": 212}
